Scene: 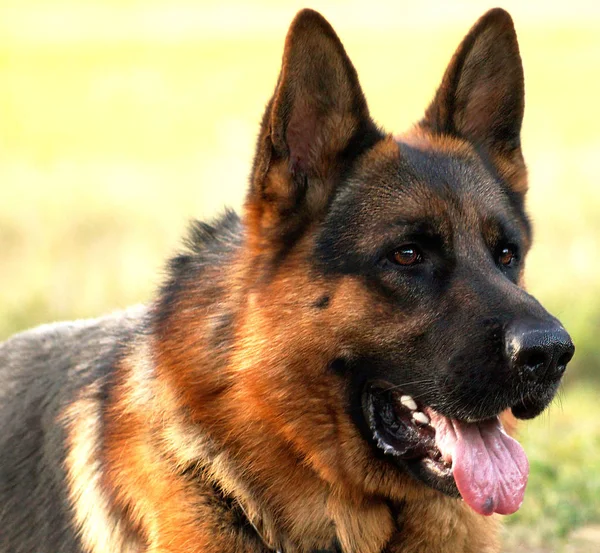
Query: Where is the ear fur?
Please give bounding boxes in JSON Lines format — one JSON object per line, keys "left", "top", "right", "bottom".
{"left": 248, "top": 9, "right": 382, "bottom": 234}
{"left": 421, "top": 8, "right": 526, "bottom": 193}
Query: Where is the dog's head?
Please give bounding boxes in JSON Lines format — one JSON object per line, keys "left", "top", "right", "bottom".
{"left": 241, "top": 9, "right": 574, "bottom": 516}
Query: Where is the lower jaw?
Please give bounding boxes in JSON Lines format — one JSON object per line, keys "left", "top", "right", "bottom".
{"left": 362, "top": 386, "right": 459, "bottom": 499}
{"left": 403, "top": 456, "right": 459, "bottom": 498}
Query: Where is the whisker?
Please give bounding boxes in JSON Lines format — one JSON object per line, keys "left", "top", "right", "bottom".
{"left": 378, "top": 379, "right": 436, "bottom": 393}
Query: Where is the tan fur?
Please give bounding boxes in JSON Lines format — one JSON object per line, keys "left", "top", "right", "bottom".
{"left": 399, "top": 127, "right": 477, "bottom": 158}
{"left": 386, "top": 498, "right": 499, "bottom": 552}
{"left": 63, "top": 383, "right": 143, "bottom": 553}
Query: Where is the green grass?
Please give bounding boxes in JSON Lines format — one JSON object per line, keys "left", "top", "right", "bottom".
{"left": 1, "top": 2, "right": 599, "bottom": 549}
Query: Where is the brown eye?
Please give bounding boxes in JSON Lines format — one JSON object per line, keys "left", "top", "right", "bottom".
{"left": 389, "top": 245, "right": 423, "bottom": 266}
{"left": 498, "top": 245, "right": 518, "bottom": 267}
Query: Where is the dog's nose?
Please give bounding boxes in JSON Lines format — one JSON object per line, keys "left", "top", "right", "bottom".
{"left": 505, "top": 321, "right": 574, "bottom": 382}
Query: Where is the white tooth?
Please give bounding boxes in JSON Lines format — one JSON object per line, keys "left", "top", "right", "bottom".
{"left": 400, "top": 395, "right": 418, "bottom": 411}
{"left": 412, "top": 411, "right": 430, "bottom": 425}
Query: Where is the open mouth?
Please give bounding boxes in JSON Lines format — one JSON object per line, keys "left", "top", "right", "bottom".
{"left": 363, "top": 382, "right": 529, "bottom": 516}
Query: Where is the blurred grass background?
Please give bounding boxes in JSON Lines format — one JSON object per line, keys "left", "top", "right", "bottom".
{"left": 0, "top": 1, "right": 598, "bottom": 550}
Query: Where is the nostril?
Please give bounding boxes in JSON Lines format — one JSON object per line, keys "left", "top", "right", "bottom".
{"left": 555, "top": 363, "right": 567, "bottom": 377}
{"left": 558, "top": 347, "right": 574, "bottom": 368}
{"left": 522, "top": 351, "right": 548, "bottom": 373}
{"left": 554, "top": 347, "right": 574, "bottom": 377}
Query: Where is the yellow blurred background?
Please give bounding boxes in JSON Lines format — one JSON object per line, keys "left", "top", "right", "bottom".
{"left": 1, "top": 1, "right": 599, "bottom": 550}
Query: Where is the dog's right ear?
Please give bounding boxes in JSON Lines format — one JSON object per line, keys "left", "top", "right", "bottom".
{"left": 246, "top": 9, "right": 381, "bottom": 241}
{"left": 420, "top": 9, "right": 526, "bottom": 194}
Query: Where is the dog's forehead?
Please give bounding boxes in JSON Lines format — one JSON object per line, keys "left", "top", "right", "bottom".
{"left": 334, "top": 136, "right": 517, "bottom": 232}
{"left": 397, "top": 141, "right": 507, "bottom": 213}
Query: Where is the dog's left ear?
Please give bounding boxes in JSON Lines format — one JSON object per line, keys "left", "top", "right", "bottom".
{"left": 421, "top": 9, "right": 526, "bottom": 193}
{"left": 247, "top": 9, "right": 381, "bottom": 239}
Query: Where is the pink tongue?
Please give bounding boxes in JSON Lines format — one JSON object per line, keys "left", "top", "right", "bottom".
{"left": 428, "top": 411, "right": 529, "bottom": 516}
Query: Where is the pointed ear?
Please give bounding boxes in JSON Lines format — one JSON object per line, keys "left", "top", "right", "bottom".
{"left": 421, "top": 9, "right": 526, "bottom": 191}
{"left": 248, "top": 9, "right": 381, "bottom": 233}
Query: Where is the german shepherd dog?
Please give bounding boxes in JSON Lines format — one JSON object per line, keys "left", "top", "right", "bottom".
{"left": 0, "top": 8, "right": 574, "bottom": 553}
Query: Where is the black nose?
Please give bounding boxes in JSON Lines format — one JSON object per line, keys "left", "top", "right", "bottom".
{"left": 505, "top": 321, "right": 574, "bottom": 382}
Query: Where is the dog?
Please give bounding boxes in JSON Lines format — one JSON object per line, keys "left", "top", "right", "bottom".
{"left": 0, "top": 8, "right": 574, "bottom": 553}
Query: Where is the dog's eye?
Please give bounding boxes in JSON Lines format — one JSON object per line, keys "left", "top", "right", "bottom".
{"left": 497, "top": 245, "right": 518, "bottom": 267}
{"left": 388, "top": 245, "right": 423, "bottom": 266}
